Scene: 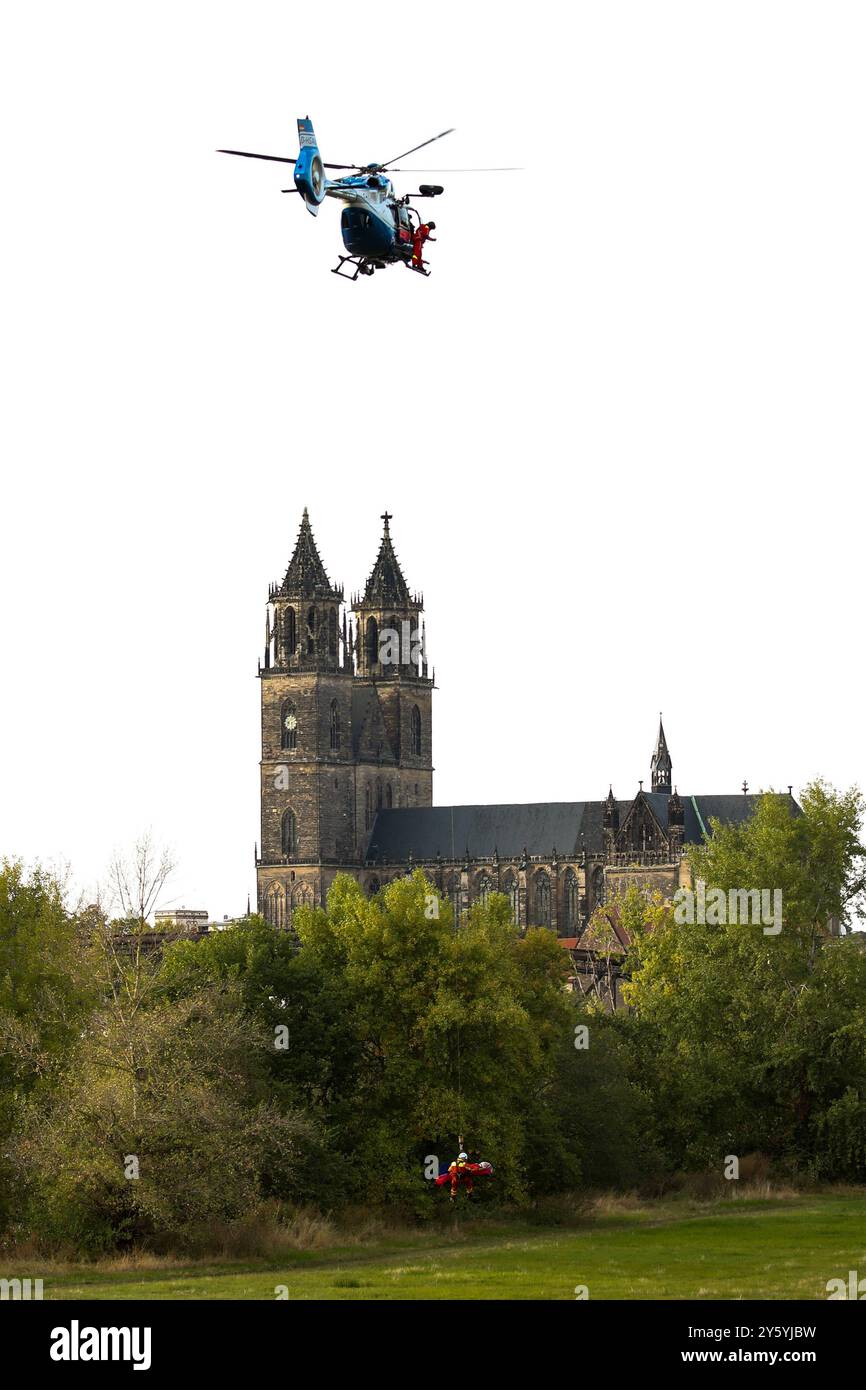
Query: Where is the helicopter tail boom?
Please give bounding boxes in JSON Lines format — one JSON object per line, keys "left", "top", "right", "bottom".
{"left": 293, "top": 117, "right": 328, "bottom": 216}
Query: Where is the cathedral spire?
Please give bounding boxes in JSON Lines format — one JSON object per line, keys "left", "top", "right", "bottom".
{"left": 361, "top": 511, "right": 414, "bottom": 606}
{"left": 266, "top": 509, "right": 343, "bottom": 673}
{"left": 279, "top": 508, "right": 340, "bottom": 600}
{"left": 351, "top": 512, "right": 427, "bottom": 680}
{"left": 650, "top": 714, "right": 672, "bottom": 794}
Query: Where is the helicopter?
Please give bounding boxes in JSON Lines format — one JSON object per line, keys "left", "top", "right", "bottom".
{"left": 218, "top": 117, "right": 516, "bottom": 280}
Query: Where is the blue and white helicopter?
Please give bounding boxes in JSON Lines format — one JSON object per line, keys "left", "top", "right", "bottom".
{"left": 219, "top": 117, "right": 515, "bottom": 280}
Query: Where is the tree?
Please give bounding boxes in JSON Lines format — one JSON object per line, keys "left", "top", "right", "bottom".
{"left": 689, "top": 779, "right": 866, "bottom": 939}
{"left": 13, "top": 982, "right": 317, "bottom": 1251}
{"left": 0, "top": 860, "right": 94, "bottom": 1230}
{"left": 290, "top": 871, "right": 577, "bottom": 1206}
{"left": 160, "top": 913, "right": 359, "bottom": 1205}
{"left": 0, "top": 858, "right": 88, "bottom": 1069}
{"left": 622, "top": 783, "right": 866, "bottom": 1173}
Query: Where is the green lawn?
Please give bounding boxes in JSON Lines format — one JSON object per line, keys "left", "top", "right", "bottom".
{"left": 16, "top": 1193, "right": 866, "bottom": 1300}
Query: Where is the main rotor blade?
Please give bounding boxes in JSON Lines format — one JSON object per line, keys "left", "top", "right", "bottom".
{"left": 378, "top": 127, "right": 455, "bottom": 170}
{"left": 280, "top": 188, "right": 302, "bottom": 194}
{"left": 217, "top": 148, "right": 355, "bottom": 170}
{"left": 388, "top": 166, "right": 522, "bottom": 172}
{"left": 218, "top": 148, "right": 295, "bottom": 164}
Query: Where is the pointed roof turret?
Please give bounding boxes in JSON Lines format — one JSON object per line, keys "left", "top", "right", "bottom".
{"left": 277, "top": 508, "right": 341, "bottom": 600}
{"left": 361, "top": 512, "right": 413, "bottom": 606}
{"left": 350, "top": 513, "right": 427, "bottom": 678}
{"left": 651, "top": 714, "right": 672, "bottom": 793}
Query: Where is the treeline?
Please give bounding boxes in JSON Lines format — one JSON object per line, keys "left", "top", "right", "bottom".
{"left": 0, "top": 780, "right": 864, "bottom": 1254}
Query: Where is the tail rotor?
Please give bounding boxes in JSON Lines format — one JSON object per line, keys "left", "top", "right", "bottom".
{"left": 293, "top": 117, "right": 328, "bottom": 216}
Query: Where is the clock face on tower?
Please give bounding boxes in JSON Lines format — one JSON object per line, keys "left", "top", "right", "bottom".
{"left": 284, "top": 713, "right": 297, "bottom": 732}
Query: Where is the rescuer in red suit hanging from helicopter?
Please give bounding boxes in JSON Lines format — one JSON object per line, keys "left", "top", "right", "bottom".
{"left": 410, "top": 220, "right": 436, "bottom": 272}
{"left": 434, "top": 1151, "right": 494, "bottom": 1201}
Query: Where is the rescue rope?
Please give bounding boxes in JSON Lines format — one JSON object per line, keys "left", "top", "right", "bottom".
{"left": 455, "top": 888, "right": 463, "bottom": 1149}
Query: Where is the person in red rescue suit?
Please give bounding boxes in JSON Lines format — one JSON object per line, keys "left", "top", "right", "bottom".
{"left": 434, "top": 1151, "right": 493, "bottom": 1200}
{"left": 449, "top": 1152, "right": 473, "bottom": 1200}
{"left": 411, "top": 220, "right": 436, "bottom": 271}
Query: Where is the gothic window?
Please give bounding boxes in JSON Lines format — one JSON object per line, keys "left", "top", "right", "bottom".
{"left": 367, "top": 876, "right": 380, "bottom": 897}
{"left": 281, "top": 809, "right": 297, "bottom": 857}
{"left": 281, "top": 700, "right": 297, "bottom": 750}
{"left": 376, "top": 778, "right": 383, "bottom": 810}
{"left": 534, "top": 870, "right": 551, "bottom": 928}
{"left": 307, "top": 607, "right": 316, "bottom": 655}
{"left": 273, "top": 885, "right": 285, "bottom": 929}
{"left": 330, "top": 699, "right": 341, "bottom": 751}
{"left": 564, "top": 868, "right": 579, "bottom": 935}
{"left": 365, "top": 785, "right": 373, "bottom": 830}
{"left": 476, "top": 873, "right": 492, "bottom": 906}
{"left": 502, "top": 871, "right": 518, "bottom": 925}
{"left": 284, "top": 607, "right": 297, "bottom": 658}
{"left": 386, "top": 783, "right": 393, "bottom": 808}
{"left": 328, "top": 608, "right": 338, "bottom": 658}
{"left": 413, "top": 705, "right": 423, "bottom": 755}
{"left": 365, "top": 616, "right": 378, "bottom": 669}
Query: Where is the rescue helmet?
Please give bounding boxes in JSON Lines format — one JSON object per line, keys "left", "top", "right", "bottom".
{"left": 458, "top": 1152, "right": 468, "bottom": 1161}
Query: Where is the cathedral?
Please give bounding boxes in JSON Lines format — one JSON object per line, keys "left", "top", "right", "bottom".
{"left": 256, "top": 510, "right": 781, "bottom": 940}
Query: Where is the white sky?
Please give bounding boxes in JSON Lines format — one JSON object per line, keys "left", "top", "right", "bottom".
{"left": 1, "top": 2, "right": 864, "bottom": 918}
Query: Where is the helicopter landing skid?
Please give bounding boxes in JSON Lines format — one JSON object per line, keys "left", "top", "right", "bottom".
{"left": 331, "top": 254, "right": 381, "bottom": 281}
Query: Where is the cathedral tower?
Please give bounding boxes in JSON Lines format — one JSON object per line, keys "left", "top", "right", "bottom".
{"left": 257, "top": 511, "right": 354, "bottom": 923}
{"left": 257, "top": 510, "right": 434, "bottom": 924}
{"left": 351, "top": 513, "right": 433, "bottom": 853}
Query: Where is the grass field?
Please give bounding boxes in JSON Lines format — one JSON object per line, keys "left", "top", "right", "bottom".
{"left": 8, "top": 1191, "right": 866, "bottom": 1300}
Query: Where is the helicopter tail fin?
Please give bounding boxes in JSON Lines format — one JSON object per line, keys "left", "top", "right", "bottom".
{"left": 293, "top": 117, "right": 327, "bottom": 216}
